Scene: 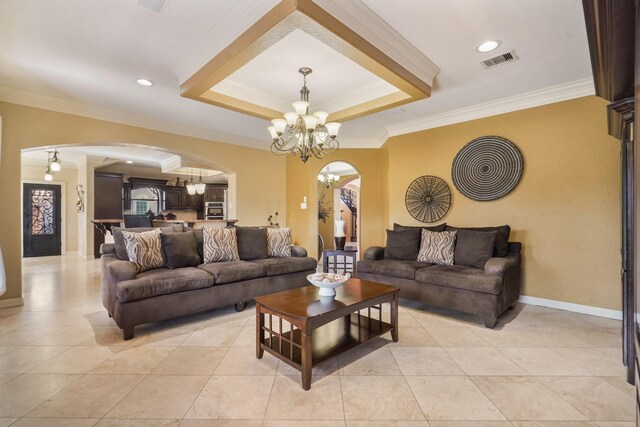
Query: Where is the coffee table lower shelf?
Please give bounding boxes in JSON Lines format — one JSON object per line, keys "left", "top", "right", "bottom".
{"left": 260, "top": 312, "right": 392, "bottom": 370}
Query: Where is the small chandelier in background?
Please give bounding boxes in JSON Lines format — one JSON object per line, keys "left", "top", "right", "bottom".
{"left": 318, "top": 168, "right": 339, "bottom": 188}
{"left": 44, "top": 150, "right": 61, "bottom": 181}
{"left": 186, "top": 169, "right": 206, "bottom": 195}
{"left": 268, "top": 67, "right": 341, "bottom": 163}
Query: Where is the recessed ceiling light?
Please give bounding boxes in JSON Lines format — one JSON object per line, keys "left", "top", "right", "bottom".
{"left": 136, "top": 78, "right": 154, "bottom": 87}
{"left": 126, "top": 160, "right": 134, "bottom": 164}
{"left": 477, "top": 40, "right": 501, "bottom": 53}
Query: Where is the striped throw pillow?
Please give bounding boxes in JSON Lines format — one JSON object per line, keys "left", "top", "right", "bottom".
{"left": 417, "top": 229, "right": 457, "bottom": 265}
{"left": 122, "top": 229, "right": 165, "bottom": 272}
{"left": 267, "top": 227, "right": 292, "bottom": 258}
{"left": 203, "top": 227, "right": 239, "bottom": 263}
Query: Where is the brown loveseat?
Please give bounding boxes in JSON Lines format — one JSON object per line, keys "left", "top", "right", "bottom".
{"left": 357, "top": 224, "right": 521, "bottom": 328}
{"left": 101, "top": 226, "right": 316, "bottom": 339}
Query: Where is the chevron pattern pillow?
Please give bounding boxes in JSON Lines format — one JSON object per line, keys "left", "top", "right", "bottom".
{"left": 267, "top": 227, "right": 292, "bottom": 258}
{"left": 417, "top": 229, "right": 457, "bottom": 265}
{"left": 122, "top": 228, "right": 165, "bottom": 272}
{"left": 203, "top": 227, "right": 240, "bottom": 263}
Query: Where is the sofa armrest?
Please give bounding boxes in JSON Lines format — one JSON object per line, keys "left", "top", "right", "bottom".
{"left": 364, "top": 246, "right": 385, "bottom": 261}
{"left": 484, "top": 256, "right": 517, "bottom": 277}
{"left": 101, "top": 255, "right": 137, "bottom": 316}
{"left": 103, "top": 255, "right": 137, "bottom": 283}
{"left": 100, "top": 243, "right": 116, "bottom": 256}
{"left": 291, "top": 245, "right": 308, "bottom": 257}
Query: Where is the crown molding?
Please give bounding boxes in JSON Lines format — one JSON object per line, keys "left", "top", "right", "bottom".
{"left": 173, "top": 0, "right": 280, "bottom": 84}
{"left": 312, "top": 0, "right": 440, "bottom": 86}
{"left": 213, "top": 79, "right": 292, "bottom": 113}
{"left": 315, "top": 81, "right": 398, "bottom": 114}
{"left": 385, "top": 78, "right": 595, "bottom": 138}
{"left": 0, "top": 85, "right": 269, "bottom": 150}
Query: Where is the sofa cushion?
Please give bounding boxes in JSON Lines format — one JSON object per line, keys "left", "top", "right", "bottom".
{"left": 116, "top": 267, "right": 214, "bottom": 302}
{"left": 384, "top": 229, "right": 421, "bottom": 260}
{"left": 203, "top": 227, "right": 239, "bottom": 262}
{"left": 454, "top": 229, "right": 497, "bottom": 269}
{"left": 193, "top": 228, "right": 204, "bottom": 261}
{"left": 161, "top": 231, "right": 201, "bottom": 269}
{"left": 122, "top": 229, "right": 165, "bottom": 272}
{"left": 197, "top": 260, "right": 266, "bottom": 284}
{"left": 267, "top": 227, "right": 292, "bottom": 257}
{"left": 417, "top": 229, "right": 457, "bottom": 265}
{"left": 415, "top": 265, "right": 502, "bottom": 295}
{"left": 113, "top": 226, "right": 181, "bottom": 261}
{"left": 250, "top": 257, "right": 317, "bottom": 276}
{"left": 446, "top": 225, "right": 511, "bottom": 257}
{"left": 393, "top": 223, "right": 446, "bottom": 233}
{"left": 236, "top": 227, "right": 269, "bottom": 260}
{"left": 357, "top": 259, "right": 433, "bottom": 280}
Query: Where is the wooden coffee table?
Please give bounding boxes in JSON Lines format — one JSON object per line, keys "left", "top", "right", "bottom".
{"left": 255, "top": 278, "right": 399, "bottom": 390}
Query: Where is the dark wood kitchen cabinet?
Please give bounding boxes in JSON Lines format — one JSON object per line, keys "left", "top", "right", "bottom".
{"left": 122, "top": 183, "right": 131, "bottom": 210}
{"left": 94, "top": 172, "right": 124, "bottom": 258}
{"left": 205, "top": 184, "right": 227, "bottom": 203}
{"left": 183, "top": 191, "right": 201, "bottom": 209}
{"left": 165, "top": 188, "right": 183, "bottom": 210}
{"left": 164, "top": 187, "right": 203, "bottom": 210}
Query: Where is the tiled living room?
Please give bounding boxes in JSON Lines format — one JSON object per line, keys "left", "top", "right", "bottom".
{"left": 0, "top": 0, "right": 638, "bottom": 426}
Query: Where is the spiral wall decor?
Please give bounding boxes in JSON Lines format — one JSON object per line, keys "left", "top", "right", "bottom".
{"left": 405, "top": 175, "right": 451, "bottom": 223}
{"left": 452, "top": 136, "right": 523, "bottom": 201}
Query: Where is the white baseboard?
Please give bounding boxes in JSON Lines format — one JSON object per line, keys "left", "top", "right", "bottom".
{"left": 0, "top": 297, "right": 24, "bottom": 309}
{"left": 519, "top": 295, "right": 622, "bottom": 320}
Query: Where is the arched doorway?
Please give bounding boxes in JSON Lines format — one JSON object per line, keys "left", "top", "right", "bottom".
{"left": 317, "top": 161, "right": 360, "bottom": 269}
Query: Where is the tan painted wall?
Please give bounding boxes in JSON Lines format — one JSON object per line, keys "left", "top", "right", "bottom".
{"left": 384, "top": 96, "right": 621, "bottom": 310}
{"left": 21, "top": 164, "right": 79, "bottom": 253}
{"left": 286, "top": 149, "right": 385, "bottom": 260}
{"left": 0, "top": 101, "right": 286, "bottom": 301}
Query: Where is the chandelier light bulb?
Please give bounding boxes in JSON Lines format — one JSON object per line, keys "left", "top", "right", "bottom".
{"left": 314, "top": 111, "right": 328, "bottom": 125}
{"left": 50, "top": 161, "right": 61, "bottom": 172}
{"left": 267, "top": 126, "right": 278, "bottom": 140}
{"left": 325, "top": 122, "right": 341, "bottom": 137}
{"left": 303, "top": 115, "right": 319, "bottom": 131}
{"left": 44, "top": 173, "right": 53, "bottom": 181}
{"left": 284, "top": 112, "right": 298, "bottom": 126}
{"left": 271, "top": 119, "right": 287, "bottom": 134}
{"left": 292, "top": 101, "right": 309, "bottom": 116}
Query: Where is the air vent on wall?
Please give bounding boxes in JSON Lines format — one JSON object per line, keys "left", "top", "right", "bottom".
{"left": 481, "top": 50, "right": 519, "bottom": 69}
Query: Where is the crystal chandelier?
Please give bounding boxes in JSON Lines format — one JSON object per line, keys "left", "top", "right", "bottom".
{"left": 268, "top": 67, "right": 341, "bottom": 163}
{"left": 318, "top": 168, "right": 339, "bottom": 188}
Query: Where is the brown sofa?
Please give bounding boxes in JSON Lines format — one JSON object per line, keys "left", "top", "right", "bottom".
{"left": 357, "top": 224, "right": 521, "bottom": 328}
{"left": 100, "top": 227, "right": 316, "bottom": 339}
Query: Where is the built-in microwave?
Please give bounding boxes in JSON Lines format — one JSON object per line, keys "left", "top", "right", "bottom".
{"left": 205, "top": 202, "right": 225, "bottom": 220}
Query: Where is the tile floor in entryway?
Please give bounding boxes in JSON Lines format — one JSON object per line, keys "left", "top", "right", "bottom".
{"left": 0, "top": 254, "right": 633, "bottom": 426}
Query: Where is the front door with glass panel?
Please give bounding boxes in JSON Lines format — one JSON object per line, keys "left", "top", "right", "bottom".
{"left": 23, "top": 183, "right": 62, "bottom": 257}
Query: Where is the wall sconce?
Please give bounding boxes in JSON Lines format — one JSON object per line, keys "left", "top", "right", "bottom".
{"left": 300, "top": 196, "right": 307, "bottom": 210}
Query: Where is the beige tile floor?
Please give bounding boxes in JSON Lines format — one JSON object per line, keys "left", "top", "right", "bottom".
{"left": 0, "top": 254, "right": 633, "bottom": 426}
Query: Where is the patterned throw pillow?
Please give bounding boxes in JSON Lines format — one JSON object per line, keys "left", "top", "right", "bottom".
{"left": 267, "top": 227, "right": 292, "bottom": 257}
{"left": 417, "top": 229, "right": 457, "bottom": 265}
{"left": 203, "top": 227, "right": 240, "bottom": 263}
{"left": 122, "top": 229, "right": 165, "bottom": 272}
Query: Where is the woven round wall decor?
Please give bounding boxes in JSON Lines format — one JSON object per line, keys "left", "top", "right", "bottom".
{"left": 451, "top": 135, "right": 523, "bottom": 201}
{"left": 405, "top": 175, "right": 451, "bottom": 223}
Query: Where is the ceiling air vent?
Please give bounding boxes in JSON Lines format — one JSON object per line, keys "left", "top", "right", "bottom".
{"left": 481, "top": 50, "right": 519, "bottom": 69}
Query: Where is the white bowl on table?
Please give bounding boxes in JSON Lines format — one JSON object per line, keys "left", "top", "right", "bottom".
{"left": 307, "top": 273, "right": 351, "bottom": 297}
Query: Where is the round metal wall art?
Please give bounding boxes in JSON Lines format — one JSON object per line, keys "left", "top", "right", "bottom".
{"left": 451, "top": 135, "right": 524, "bottom": 201}
{"left": 405, "top": 175, "right": 451, "bottom": 223}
